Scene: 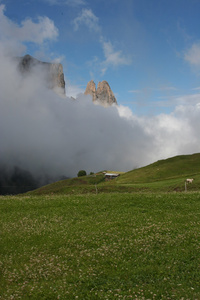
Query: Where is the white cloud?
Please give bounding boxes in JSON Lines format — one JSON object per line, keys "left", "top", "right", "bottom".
{"left": 175, "top": 93, "right": 200, "bottom": 106}
{"left": 43, "top": 0, "right": 86, "bottom": 6}
{"left": 87, "top": 39, "right": 132, "bottom": 77}
{"left": 21, "top": 17, "right": 58, "bottom": 43}
{"left": 184, "top": 42, "right": 200, "bottom": 66}
{"left": 72, "top": 8, "right": 131, "bottom": 75}
{"left": 0, "top": 4, "right": 58, "bottom": 46}
{"left": 101, "top": 40, "right": 132, "bottom": 72}
{"left": 192, "top": 87, "right": 200, "bottom": 91}
{"left": 73, "top": 8, "right": 101, "bottom": 33}
{"left": 65, "top": 80, "right": 85, "bottom": 98}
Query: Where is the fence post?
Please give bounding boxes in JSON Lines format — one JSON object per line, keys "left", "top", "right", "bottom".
{"left": 95, "top": 183, "right": 98, "bottom": 194}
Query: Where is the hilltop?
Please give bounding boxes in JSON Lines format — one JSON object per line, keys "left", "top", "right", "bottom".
{"left": 116, "top": 153, "right": 200, "bottom": 184}
{"left": 28, "top": 153, "right": 200, "bottom": 195}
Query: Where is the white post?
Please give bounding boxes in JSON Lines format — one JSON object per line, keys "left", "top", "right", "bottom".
{"left": 95, "top": 183, "right": 98, "bottom": 194}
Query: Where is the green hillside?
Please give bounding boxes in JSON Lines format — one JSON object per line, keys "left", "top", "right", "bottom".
{"left": 29, "top": 173, "right": 105, "bottom": 195}
{"left": 116, "top": 153, "right": 200, "bottom": 184}
{"left": 28, "top": 153, "right": 200, "bottom": 195}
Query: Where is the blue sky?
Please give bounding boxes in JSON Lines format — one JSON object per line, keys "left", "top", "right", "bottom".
{"left": 3, "top": 0, "right": 200, "bottom": 115}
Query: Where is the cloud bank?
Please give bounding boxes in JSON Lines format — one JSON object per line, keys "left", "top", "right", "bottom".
{"left": 0, "top": 53, "right": 151, "bottom": 179}
{"left": 0, "top": 5, "right": 58, "bottom": 45}
{"left": 1, "top": 51, "right": 200, "bottom": 187}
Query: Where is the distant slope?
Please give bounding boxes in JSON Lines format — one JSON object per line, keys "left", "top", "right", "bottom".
{"left": 28, "top": 174, "right": 105, "bottom": 195}
{"left": 116, "top": 153, "right": 200, "bottom": 184}
{"left": 27, "top": 153, "right": 200, "bottom": 195}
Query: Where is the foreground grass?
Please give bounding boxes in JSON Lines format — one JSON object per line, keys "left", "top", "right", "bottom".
{"left": 1, "top": 192, "right": 200, "bottom": 299}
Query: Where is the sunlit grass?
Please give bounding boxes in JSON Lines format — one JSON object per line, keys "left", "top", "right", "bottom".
{"left": 1, "top": 192, "right": 200, "bottom": 299}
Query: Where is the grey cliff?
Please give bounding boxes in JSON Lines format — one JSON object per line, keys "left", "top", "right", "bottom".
{"left": 17, "top": 54, "right": 65, "bottom": 96}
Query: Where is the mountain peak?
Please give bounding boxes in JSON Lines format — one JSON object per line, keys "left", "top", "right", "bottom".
{"left": 18, "top": 54, "right": 65, "bottom": 96}
{"left": 84, "top": 80, "right": 117, "bottom": 107}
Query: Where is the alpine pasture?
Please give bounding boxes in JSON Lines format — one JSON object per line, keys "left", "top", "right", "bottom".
{"left": 1, "top": 154, "right": 200, "bottom": 299}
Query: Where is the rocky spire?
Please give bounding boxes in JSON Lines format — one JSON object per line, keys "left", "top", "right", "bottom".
{"left": 18, "top": 54, "right": 65, "bottom": 96}
{"left": 84, "top": 80, "right": 117, "bottom": 106}
{"left": 96, "top": 81, "right": 117, "bottom": 106}
{"left": 84, "top": 80, "right": 97, "bottom": 101}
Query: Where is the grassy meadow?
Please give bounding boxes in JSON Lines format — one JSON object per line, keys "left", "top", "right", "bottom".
{"left": 28, "top": 153, "right": 200, "bottom": 196}
{"left": 1, "top": 192, "right": 200, "bottom": 299}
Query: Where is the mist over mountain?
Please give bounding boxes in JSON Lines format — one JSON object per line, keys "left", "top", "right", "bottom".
{"left": 18, "top": 54, "right": 66, "bottom": 96}
{"left": 1, "top": 50, "right": 200, "bottom": 194}
{"left": 0, "top": 53, "right": 151, "bottom": 193}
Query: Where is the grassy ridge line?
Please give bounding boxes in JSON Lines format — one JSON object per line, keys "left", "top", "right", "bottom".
{"left": 27, "top": 153, "right": 200, "bottom": 195}
{"left": 116, "top": 153, "right": 200, "bottom": 184}
{"left": 1, "top": 192, "right": 200, "bottom": 299}
{"left": 29, "top": 174, "right": 105, "bottom": 195}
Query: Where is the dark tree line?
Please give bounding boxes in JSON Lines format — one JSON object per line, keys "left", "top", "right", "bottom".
{"left": 0, "top": 166, "right": 39, "bottom": 195}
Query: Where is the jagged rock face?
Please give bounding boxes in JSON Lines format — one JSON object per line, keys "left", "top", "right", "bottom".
{"left": 49, "top": 63, "right": 65, "bottom": 95}
{"left": 96, "top": 81, "right": 117, "bottom": 106}
{"left": 84, "top": 80, "right": 97, "bottom": 101}
{"left": 84, "top": 80, "right": 117, "bottom": 106}
{"left": 18, "top": 54, "right": 65, "bottom": 96}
